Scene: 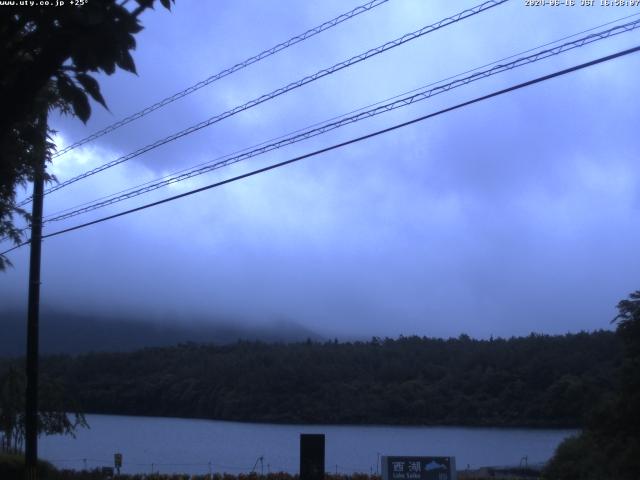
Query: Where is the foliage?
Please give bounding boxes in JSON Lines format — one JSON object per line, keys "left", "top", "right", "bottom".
{"left": 543, "top": 291, "right": 640, "bottom": 480}
{"left": 0, "top": 0, "right": 174, "bottom": 270}
{"left": 0, "top": 330, "right": 620, "bottom": 428}
{"left": 0, "top": 462, "right": 379, "bottom": 480}
{"left": 0, "top": 460, "right": 510, "bottom": 480}
{"left": 0, "top": 97, "right": 53, "bottom": 270}
{"left": 0, "top": 367, "right": 88, "bottom": 453}
{"left": 0, "top": 452, "right": 58, "bottom": 480}
{"left": 0, "top": 368, "right": 23, "bottom": 452}
{"left": 542, "top": 433, "right": 608, "bottom": 480}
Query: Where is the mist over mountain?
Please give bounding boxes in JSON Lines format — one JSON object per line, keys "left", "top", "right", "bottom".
{"left": 0, "top": 309, "right": 324, "bottom": 357}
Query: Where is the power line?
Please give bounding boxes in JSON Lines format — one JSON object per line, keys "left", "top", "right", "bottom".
{"left": 41, "top": 17, "right": 640, "bottom": 223}
{"left": 51, "top": 0, "right": 392, "bottom": 159}
{"left": 39, "top": 11, "right": 640, "bottom": 222}
{"left": 18, "top": 0, "right": 507, "bottom": 206}
{"left": 4, "top": 43, "right": 638, "bottom": 257}
{"left": 5, "top": 13, "right": 635, "bottom": 247}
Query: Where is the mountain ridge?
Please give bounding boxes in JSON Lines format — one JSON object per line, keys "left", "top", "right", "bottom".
{"left": 0, "top": 309, "right": 324, "bottom": 357}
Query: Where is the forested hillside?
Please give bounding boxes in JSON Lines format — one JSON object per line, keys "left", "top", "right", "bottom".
{"left": 3, "top": 331, "right": 615, "bottom": 428}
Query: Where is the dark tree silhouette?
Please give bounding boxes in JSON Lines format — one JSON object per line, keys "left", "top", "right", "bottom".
{"left": 0, "top": 0, "right": 174, "bottom": 269}
{"left": 0, "top": 367, "right": 87, "bottom": 453}
{"left": 544, "top": 290, "right": 640, "bottom": 480}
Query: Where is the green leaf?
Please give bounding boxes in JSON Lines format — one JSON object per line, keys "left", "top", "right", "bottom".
{"left": 56, "top": 75, "right": 75, "bottom": 105}
{"left": 159, "top": 0, "right": 172, "bottom": 10}
{"left": 71, "top": 90, "right": 91, "bottom": 124}
{"left": 102, "top": 59, "right": 116, "bottom": 75}
{"left": 116, "top": 50, "right": 137, "bottom": 74}
{"left": 76, "top": 73, "right": 108, "bottom": 110}
{"left": 135, "top": 0, "right": 154, "bottom": 9}
{"left": 56, "top": 75, "right": 91, "bottom": 123}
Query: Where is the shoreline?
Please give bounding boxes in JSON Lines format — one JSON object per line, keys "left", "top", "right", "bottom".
{"left": 77, "top": 411, "right": 583, "bottom": 431}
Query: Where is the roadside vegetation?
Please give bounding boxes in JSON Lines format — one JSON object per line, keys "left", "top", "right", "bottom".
{"left": 543, "top": 291, "right": 640, "bottom": 480}
{"left": 0, "top": 456, "right": 525, "bottom": 480}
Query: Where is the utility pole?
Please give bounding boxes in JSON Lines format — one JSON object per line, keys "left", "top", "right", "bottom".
{"left": 25, "top": 108, "right": 47, "bottom": 480}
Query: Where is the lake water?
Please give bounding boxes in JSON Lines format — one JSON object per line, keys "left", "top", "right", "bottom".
{"left": 39, "top": 414, "right": 577, "bottom": 475}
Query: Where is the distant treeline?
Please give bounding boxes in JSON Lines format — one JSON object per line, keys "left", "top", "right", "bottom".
{"left": 2, "top": 331, "right": 620, "bottom": 427}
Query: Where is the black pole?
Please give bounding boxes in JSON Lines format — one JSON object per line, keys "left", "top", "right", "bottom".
{"left": 25, "top": 109, "right": 47, "bottom": 480}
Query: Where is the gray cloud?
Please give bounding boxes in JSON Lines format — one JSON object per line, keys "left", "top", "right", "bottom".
{"left": 2, "top": 0, "right": 639, "bottom": 340}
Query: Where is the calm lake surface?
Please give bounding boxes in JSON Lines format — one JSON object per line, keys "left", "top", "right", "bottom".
{"left": 39, "top": 414, "right": 577, "bottom": 475}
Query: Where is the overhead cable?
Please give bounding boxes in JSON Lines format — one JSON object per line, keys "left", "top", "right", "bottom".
{"left": 41, "top": 18, "right": 640, "bottom": 223}
{"left": 3, "top": 43, "right": 638, "bottom": 257}
{"left": 40, "top": 11, "right": 640, "bottom": 221}
{"left": 51, "top": 0, "right": 392, "bottom": 159}
{"left": 18, "top": 0, "right": 508, "bottom": 206}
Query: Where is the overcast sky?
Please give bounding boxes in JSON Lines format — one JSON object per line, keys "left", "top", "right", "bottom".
{"left": 1, "top": 0, "right": 639, "bottom": 339}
